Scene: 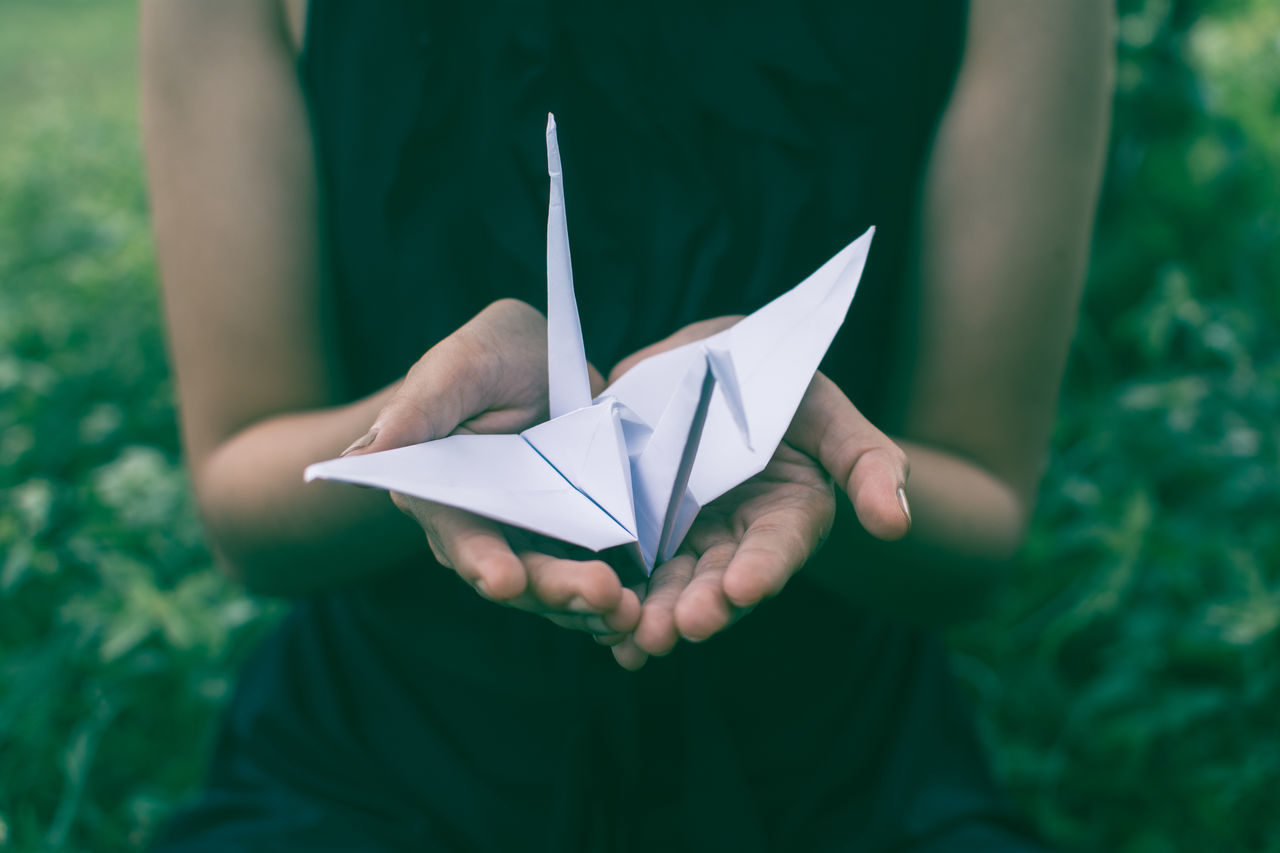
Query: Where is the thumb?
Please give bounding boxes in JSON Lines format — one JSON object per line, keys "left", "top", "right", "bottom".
{"left": 344, "top": 328, "right": 498, "bottom": 457}
{"left": 784, "top": 372, "right": 912, "bottom": 541}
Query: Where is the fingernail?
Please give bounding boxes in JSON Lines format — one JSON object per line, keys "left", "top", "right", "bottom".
{"left": 897, "top": 485, "right": 912, "bottom": 532}
{"left": 340, "top": 428, "right": 378, "bottom": 457}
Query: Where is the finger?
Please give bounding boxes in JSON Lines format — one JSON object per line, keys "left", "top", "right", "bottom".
{"left": 544, "top": 613, "right": 615, "bottom": 634}
{"left": 545, "top": 588, "right": 640, "bottom": 634}
{"left": 398, "top": 499, "right": 528, "bottom": 600}
{"left": 350, "top": 300, "right": 547, "bottom": 454}
{"left": 601, "top": 587, "right": 643, "bottom": 633}
{"left": 849, "top": 447, "right": 912, "bottom": 542}
{"left": 519, "top": 551, "right": 623, "bottom": 613}
{"left": 358, "top": 338, "right": 493, "bottom": 453}
{"left": 785, "top": 372, "right": 911, "bottom": 541}
{"left": 634, "top": 554, "right": 697, "bottom": 656}
{"left": 588, "top": 362, "right": 608, "bottom": 397}
{"left": 611, "top": 636, "right": 649, "bottom": 671}
{"left": 519, "top": 555, "right": 642, "bottom": 635}
{"left": 673, "top": 542, "right": 738, "bottom": 642}
{"left": 721, "top": 510, "right": 825, "bottom": 609}
{"left": 594, "top": 632, "right": 629, "bottom": 646}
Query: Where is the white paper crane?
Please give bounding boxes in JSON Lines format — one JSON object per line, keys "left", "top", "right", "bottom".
{"left": 306, "top": 114, "right": 875, "bottom": 573}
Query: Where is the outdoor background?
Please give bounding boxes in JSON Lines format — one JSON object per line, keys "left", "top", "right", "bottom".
{"left": 1, "top": 0, "right": 1277, "bottom": 850}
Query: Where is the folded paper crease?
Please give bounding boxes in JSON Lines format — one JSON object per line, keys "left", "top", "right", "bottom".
{"left": 304, "top": 114, "right": 874, "bottom": 573}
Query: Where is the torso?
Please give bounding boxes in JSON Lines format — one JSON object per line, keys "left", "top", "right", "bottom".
{"left": 189, "top": 3, "right": 1033, "bottom": 848}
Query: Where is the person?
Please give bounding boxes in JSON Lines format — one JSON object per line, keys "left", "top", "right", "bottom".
{"left": 141, "top": 0, "right": 1112, "bottom": 849}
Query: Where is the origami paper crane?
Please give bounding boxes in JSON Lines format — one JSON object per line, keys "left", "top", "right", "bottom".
{"left": 305, "top": 115, "right": 875, "bottom": 573}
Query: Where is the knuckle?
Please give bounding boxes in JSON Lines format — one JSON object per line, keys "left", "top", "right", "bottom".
{"left": 822, "top": 426, "right": 867, "bottom": 484}
{"left": 487, "top": 297, "right": 541, "bottom": 321}
{"left": 578, "top": 562, "right": 620, "bottom": 602}
{"left": 884, "top": 442, "right": 910, "bottom": 475}
{"left": 479, "top": 566, "right": 526, "bottom": 602}
{"left": 527, "top": 561, "right": 579, "bottom": 605}
{"left": 700, "top": 541, "right": 737, "bottom": 569}
{"left": 425, "top": 536, "right": 452, "bottom": 570}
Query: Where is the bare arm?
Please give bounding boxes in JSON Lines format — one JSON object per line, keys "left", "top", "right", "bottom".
{"left": 808, "top": 0, "right": 1115, "bottom": 619}
{"left": 141, "top": 2, "right": 639, "bottom": 643}
{"left": 621, "top": 0, "right": 1113, "bottom": 661}
{"left": 141, "top": 0, "right": 423, "bottom": 593}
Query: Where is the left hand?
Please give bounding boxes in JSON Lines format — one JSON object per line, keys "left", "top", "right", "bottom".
{"left": 346, "top": 299, "right": 642, "bottom": 644}
{"left": 605, "top": 320, "right": 913, "bottom": 670}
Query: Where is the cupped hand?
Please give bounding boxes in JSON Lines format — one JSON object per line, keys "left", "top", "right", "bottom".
{"left": 343, "top": 299, "right": 641, "bottom": 641}
{"left": 605, "top": 319, "right": 912, "bottom": 670}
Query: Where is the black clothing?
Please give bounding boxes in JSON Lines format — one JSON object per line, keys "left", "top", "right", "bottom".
{"left": 157, "top": 2, "right": 1049, "bottom": 850}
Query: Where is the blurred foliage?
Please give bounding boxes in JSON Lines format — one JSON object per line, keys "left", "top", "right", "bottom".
{"left": 0, "top": 2, "right": 276, "bottom": 851}
{"left": 949, "top": 0, "right": 1280, "bottom": 851}
{"left": 0, "top": 0, "right": 1276, "bottom": 850}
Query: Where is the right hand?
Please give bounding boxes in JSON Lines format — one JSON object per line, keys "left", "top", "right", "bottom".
{"left": 343, "top": 299, "right": 642, "bottom": 640}
{"left": 602, "top": 316, "right": 911, "bottom": 670}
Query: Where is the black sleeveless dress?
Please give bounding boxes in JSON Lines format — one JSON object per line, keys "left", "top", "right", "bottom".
{"left": 156, "top": 2, "right": 1049, "bottom": 850}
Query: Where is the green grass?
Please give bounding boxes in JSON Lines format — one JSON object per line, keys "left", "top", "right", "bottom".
{"left": 0, "top": 3, "right": 275, "bottom": 850}
{"left": 949, "top": 1, "right": 1280, "bottom": 849}
{"left": 1, "top": 0, "right": 1277, "bottom": 850}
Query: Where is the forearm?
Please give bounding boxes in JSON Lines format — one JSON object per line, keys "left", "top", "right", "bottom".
{"left": 193, "top": 384, "right": 427, "bottom": 595}
{"left": 810, "top": 1, "right": 1115, "bottom": 624}
{"left": 805, "top": 437, "right": 1027, "bottom": 625}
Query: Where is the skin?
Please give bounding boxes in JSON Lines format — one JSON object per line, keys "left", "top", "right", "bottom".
{"left": 141, "top": 0, "right": 1113, "bottom": 669}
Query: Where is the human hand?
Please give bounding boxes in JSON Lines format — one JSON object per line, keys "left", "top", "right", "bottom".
{"left": 343, "top": 299, "right": 641, "bottom": 640}
{"left": 604, "top": 318, "right": 912, "bottom": 669}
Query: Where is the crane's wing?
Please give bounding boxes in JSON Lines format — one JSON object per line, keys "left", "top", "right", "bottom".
{"left": 604, "top": 227, "right": 874, "bottom": 559}
{"left": 304, "top": 433, "right": 635, "bottom": 552}
{"left": 684, "top": 227, "right": 873, "bottom": 502}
